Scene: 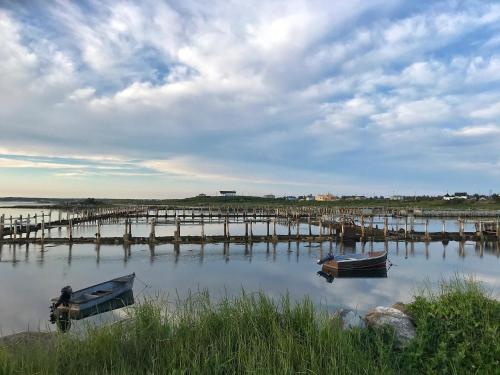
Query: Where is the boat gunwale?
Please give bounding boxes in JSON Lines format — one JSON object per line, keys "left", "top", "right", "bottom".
{"left": 70, "top": 273, "right": 135, "bottom": 295}
{"left": 322, "top": 251, "right": 387, "bottom": 270}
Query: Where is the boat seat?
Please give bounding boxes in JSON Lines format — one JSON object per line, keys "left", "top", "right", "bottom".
{"left": 83, "top": 293, "right": 101, "bottom": 300}
{"left": 91, "top": 290, "right": 113, "bottom": 296}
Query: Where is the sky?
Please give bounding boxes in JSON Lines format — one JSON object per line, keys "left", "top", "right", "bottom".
{"left": 0, "top": 0, "right": 499, "bottom": 198}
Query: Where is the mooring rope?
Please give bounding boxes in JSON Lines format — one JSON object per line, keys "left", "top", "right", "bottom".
{"left": 134, "top": 274, "right": 152, "bottom": 298}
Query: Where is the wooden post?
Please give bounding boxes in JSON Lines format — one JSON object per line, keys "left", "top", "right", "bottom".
{"left": 341, "top": 222, "right": 345, "bottom": 240}
{"left": 273, "top": 219, "right": 277, "bottom": 240}
{"left": 459, "top": 219, "right": 464, "bottom": 240}
{"left": 9, "top": 216, "right": 12, "bottom": 239}
{"left": 478, "top": 221, "right": 484, "bottom": 240}
{"left": 266, "top": 219, "right": 270, "bottom": 237}
{"left": 0, "top": 214, "right": 4, "bottom": 240}
{"left": 308, "top": 216, "right": 312, "bottom": 236}
{"left": 149, "top": 219, "right": 156, "bottom": 242}
{"left": 226, "top": 218, "right": 230, "bottom": 238}
{"left": 14, "top": 218, "right": 18, "bottom": 240}
{"left": 369, "top": 216, "right": 373, "bottom": 236}
{"left": 26, "top": 215, "right": 31, "bottom": 240}
{"left": 245, "top": 221, "right": 249, "bottom": 240}
{"left": 496, "top": 219, "right": 499, "bottom": 241}
{"left": 41, "top": 214, "right": 45, "bottom": 242}
{"left": 360, "top": 216, "right": 365, "bottom": 239}
{"left": 287, "top": 219, "right": 291, "bottom": 239}
{"left": 383, "top": 217, "right": 388, "bottom": 239}
{"left": 296, "top": 218, "right": 300, "bottom": 238}
{"left": 201, "top": 218, "right": 205, "bottom": 240}
{"left": 318, "top": 219, "right": 322, "bottom": 238}
{"left": 175, "top": 218, "right": 181, "bottom": 242}
{"left": 96, "top": 220, "right": 101, "bottom": 242}
{"left": 441, "top": 220, "right": 446, "bottom": 239}
{"left": 68, "top": 219, "right": 73, "bottom": 242}
{"left": 424, "top": 219, "right": 429, "bottom": 241}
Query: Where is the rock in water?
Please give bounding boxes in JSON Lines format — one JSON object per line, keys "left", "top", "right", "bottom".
{"left": 364, "top": 306, "right": 416, "bottom": 347}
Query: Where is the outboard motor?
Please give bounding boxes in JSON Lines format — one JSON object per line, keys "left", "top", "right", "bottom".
{"left": 56, "top": 286, "right": 73, "bottom": 307}
{"left": 50, "top": 286, "right": 73, "bottom": 332}
{"left": 317, "top": 253, "right": 334, "bottom": 265}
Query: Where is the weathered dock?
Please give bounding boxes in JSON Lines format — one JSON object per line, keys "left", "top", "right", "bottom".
{"left": 1, "top": 206, "right": 499, "bottom": 244}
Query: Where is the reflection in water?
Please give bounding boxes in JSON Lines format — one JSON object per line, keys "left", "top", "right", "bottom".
{"left": 96, "top": 243, "right": 101, "bottom": 265}
{"left": 68, "top": 244, "right": 73, "bottom": 265}
{"left": 318, "top": 267, "right": 388, "bottom": 283}
{"left": 0, "top": 240, "right": 499, "bottom": 334}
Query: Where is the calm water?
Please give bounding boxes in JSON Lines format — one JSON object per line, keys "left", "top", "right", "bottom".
{"left": 1, "top": 207, "right": 499, "bottom": 335}
{"left": 0, "top": 237, "right": 499, "bottom": 336}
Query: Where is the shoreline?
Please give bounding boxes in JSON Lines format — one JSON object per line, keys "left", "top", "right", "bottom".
{"left": 0, "top": 278, "right": 498, "bottom": 374}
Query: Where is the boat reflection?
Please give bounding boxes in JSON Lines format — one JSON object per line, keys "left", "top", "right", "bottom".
{"left": 317, "top": 267, "right": 388, "bottom": 283}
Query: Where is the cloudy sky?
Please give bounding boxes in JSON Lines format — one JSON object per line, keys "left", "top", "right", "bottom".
{"left": 0, "top": 0, "right": 499, "bottom": 198}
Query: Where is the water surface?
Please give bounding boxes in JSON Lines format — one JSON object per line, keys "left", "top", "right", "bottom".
{"left": 0, "top": 238, "right": 498, "bottom": 336}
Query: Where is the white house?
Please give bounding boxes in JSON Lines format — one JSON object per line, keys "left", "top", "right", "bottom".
{"left": 220, "top": 190, "right": 236, "bottom": 197}
{"left": 443, "top": 192, "right": 468, "bottom": 200}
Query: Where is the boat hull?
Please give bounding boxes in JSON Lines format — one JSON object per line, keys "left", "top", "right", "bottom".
{"left": 321, "top": 251, "right": 387, "bottom": 271}
{"left": 52, "top": 274, "right": 135, "bottom": 320}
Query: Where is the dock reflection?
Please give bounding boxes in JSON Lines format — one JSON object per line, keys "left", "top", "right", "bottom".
{"left": 0, "top": 240, "right": 498, "bottom": 266}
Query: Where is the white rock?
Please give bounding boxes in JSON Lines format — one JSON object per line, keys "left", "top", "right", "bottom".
{"left": 364, "top": 306, "right": 416, "bottom": 347}
{"left": 333, "top": 308, "right": 365, "bottom": 329}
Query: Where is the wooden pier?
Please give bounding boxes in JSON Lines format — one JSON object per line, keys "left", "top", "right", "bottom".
{"left": 0, "top": 206, "right": 499, "bottom": 245}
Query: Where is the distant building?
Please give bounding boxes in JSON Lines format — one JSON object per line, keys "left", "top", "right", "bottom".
{"left": 197, "top": 193, "right": 207, "bottom": 197}
{"left": 298, "top": 194, "right": 315, "bottom": 201}
{"left": 341, "top": 195, "right": 366, "bottom": 200}
{"left": 263, "top": 194, "right": 275, "bottom": 199}
{"left": 220, "top": 190, "right": 236, "bottom": 197}
{"left": 315, "top": 193, "right": 336, "bottom": 201}
{"left": 443, "top": 192, "right": 468, "bottom": 200}
{"left": 390, "top": 195, "right": 405, "bottom": 201}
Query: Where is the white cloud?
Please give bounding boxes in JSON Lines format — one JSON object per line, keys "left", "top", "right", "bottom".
{"left": 371, "top": 98, "right": 452, "bottom": 128}
{"left": 451, "top": 124, "right": 500, "bottom": 137}
{"left": 68, "top": 87, "right": 96, "bottom": 101}
{"left": 0, "top": 1, "right": 499, "bottom": 196}
{"left": 471, "top": 101, "right": 500, "bottom": 119}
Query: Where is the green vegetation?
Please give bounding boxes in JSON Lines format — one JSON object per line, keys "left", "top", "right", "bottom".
{"left": 1, "top": 278, "right": 498, "bottom": 374}
{"left": 154, "top": 196, "right": 500, "bottom": 211}
{"left": 400, "top": 278, "right": 500, "bottom": 374}
{"left": 2, "top": 195, "right": 500, "bottom": 210}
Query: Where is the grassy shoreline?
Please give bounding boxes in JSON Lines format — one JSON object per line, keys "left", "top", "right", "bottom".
{"left": 1, "top": 278, "right": 498, "bottom": 374}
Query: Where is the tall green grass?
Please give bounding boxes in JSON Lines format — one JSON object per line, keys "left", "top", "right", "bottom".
{"left": 398, "top": 277, "right": 500, "bottom": 374}
{"left": 0, "top": 292, "right": 393, "bottom": 375}
{"left": 0, "top": 278, "right": 498, "bottom": 374}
